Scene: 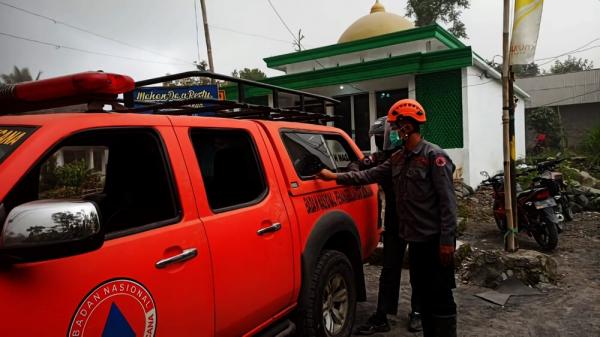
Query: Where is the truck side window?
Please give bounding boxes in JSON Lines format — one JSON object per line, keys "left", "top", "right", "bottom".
{"left": 323, "top": 135, "right": 357, "bottom": 171}
{"left": 281, "top": 132, "right": 357, "bottom": 179}
{"left": 3, "top": 129, "right": 181, "bottom": 236}
{"left": 190, "top": 129, "right": 267, "bottom": 212}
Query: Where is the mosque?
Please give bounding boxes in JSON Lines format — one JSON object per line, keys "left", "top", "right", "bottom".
{"left": 260, "top": 1, "right": 529, "bottom": 186}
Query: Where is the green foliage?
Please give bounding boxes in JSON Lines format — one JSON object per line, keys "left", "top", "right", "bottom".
{"left": 514, "top": 63, "right": 541, "bottom": 78}
{"left": 1, "top": 66, "right": 41, "bottom": 84}
{"left": 231, "top": 68, "right": 267, "bottom": 81}
{"left": 406, "top": 0, "right": 470, "bottom": 38}
{"left": 485, "top": 61, "right": 540, "bottom": 78}
{"left": 526, "top": 107, "right": 563, "bottom": 148}
{"left": 516, "top": 169, "right": 537, "bottom": 190}
{"left": 550, "top": 56, "right": 594, "bottom": 74}
{"left": 54, "top": 160, "right": 91, "bottom": 189}
{"left": 162, "top": 60, "right": 213, "bottom": 87}
{"left": 40, "top": 159, "right": 102, "bottom": 199}
{"left": 580, "top": 126, "right": 600, "bottom": 167}
{"left": 195, "top": 60, "right": 209, "bottom": 71}
{"left": 456, "top": 202, "right": 469, "bottom": 235}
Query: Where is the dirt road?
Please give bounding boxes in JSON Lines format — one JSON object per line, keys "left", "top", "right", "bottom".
{"left": 356, "top": 212, "right": 600, "bottom": 337}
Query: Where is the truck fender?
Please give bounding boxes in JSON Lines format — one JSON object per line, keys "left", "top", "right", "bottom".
{"left": 300, "top": 211, "right": 367, "bottom": 302}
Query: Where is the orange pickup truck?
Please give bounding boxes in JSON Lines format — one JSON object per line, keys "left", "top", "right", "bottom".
{"left": 0, "top": 71, "right": 379, "bottom": 337}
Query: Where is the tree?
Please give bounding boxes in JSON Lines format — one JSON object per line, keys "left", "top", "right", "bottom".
{"left": 163, "top": 60, "right": 212, "bottom": 87}
{"left": 485, "top": 60, "right": 540, "bottom": 78}
{"left": 526, "top": 106, "right": 563, "bottom": 149}
{"left": 194, "top": 60, "right": 209, "bottom": 71}
{"left": 231, "top": 68, "right": 267, "bottom": 81}
{"left": 550, "top": 56, "right": 594, "bottom": 74}
{"left": 406, "top": 0, "right": 470, "bottom": 38}
{"left": 513, "top": 63, "right": 541, "bottom": 78}
{"left": 1, "top": 66, "right": 42, "bottom": 84}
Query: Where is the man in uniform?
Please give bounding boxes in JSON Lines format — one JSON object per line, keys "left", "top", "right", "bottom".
{"left": 317, "top": 99, "right": 457, "bottom": 337}
{"left": 353, "top": 117, "right": 422, "bottom": 334}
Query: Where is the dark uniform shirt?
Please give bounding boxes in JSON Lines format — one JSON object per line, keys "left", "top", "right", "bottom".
{"left": 351, "top": 150, "right": 398, "bottom": 234}
{"left": 337, "top": 139, "right": 457, "bottom": 245}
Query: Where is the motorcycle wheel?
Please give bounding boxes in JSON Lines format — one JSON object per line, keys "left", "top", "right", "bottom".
{"left": 562, "top": 198, "right": 574, "bottom": 222}
{"left": 533, "top": 208, "right": 559, "bottom": 251}
{"left": 494, "top": 217, "right": 507, "bottom": 233}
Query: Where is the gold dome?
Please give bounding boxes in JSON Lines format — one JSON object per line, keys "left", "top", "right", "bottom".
{"left": 338, "top": 1, "right": 415, "bottom": 43}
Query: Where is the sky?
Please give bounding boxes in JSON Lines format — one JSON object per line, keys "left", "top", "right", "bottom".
{"left": 1, "top": 0, "right": 599, "bottom": 82}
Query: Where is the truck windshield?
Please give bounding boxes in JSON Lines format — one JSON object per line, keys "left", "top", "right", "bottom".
{"left": 0, "top": 126, "right": 36, "bottom": 164}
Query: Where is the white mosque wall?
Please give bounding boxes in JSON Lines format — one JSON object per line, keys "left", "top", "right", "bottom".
{"left": 282, "top": 39, "right": 449, "bottom": 75}
{"left": 462, "top": 66, "right": 527, "bottom": 188}
{"left": 463, "top": 66, "right": 505, "bottom": 188}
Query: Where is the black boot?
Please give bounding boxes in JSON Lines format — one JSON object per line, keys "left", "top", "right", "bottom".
{"left": 354, "top": 312, "right": 390, "bottom": 335}
{"left": 431, "top": 315, "right": 457, "bottom": 337}
{"left": 407, "top": 312, "right": 422, "bottom": 332}
{"left": 421, "top": 315, "right": 434, "bottom": 337}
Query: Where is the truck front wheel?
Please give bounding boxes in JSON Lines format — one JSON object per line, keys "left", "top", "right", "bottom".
{"left": 300, "top": 250, "right": 356, "bottom": 337}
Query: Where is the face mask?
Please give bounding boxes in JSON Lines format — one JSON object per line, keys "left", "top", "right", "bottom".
{"left": 389, "top": 130, "right": 403, "bottom": 148}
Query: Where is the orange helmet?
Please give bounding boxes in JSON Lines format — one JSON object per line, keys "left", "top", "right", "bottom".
{"left": 387, "top": 99, "right": 426, "bottom": 124}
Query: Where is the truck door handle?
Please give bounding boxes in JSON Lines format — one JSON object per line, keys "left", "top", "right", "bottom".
{"left": 257, "top": 223, "right": 282, "bottom": 236}
{"left": 155, "top": 248, "right": 198, "bottom": 269}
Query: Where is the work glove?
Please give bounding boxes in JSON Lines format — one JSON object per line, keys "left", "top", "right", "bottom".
{"left": 439, "top": 244, "right": 455, "bottom": 267}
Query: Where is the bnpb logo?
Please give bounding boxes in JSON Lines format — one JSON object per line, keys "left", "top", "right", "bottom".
{"left": 68, "top": 279, "right": 156, "bottom": 337}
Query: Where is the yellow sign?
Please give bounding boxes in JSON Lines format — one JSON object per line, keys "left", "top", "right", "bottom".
{"left": 510, "top": 0, "right": 544, "bottom": 65}
{"left": 0, "top": 129, "right": 26, "bottom": 145}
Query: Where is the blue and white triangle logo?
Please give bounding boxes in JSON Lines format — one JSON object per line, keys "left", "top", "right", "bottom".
{"left": 102, "top": 302, "right": 136, "bottom": 337}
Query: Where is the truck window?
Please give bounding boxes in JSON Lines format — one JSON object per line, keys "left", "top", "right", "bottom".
{"left": 281, "top": 132, "right": 357, "bottom": 179}
{"left": 323, "top": 134, "right": 357, "bottom": 170}
{"left": 3, "top": 129, "right": 180, "bottom": 236}
{"left": 39, "top": 146, "right": 108, "bottom": 199}
{"left": 190, "top": 129, "right": 267, "bottom": 212}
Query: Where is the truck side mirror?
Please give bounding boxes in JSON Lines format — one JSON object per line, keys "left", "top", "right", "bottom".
{"left": 0, "top": 200, "right": 104, "bottom": 264}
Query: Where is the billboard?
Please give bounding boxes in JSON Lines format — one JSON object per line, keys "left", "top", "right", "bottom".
{"left": 132, "top": 85, "right": 224, "bottom": 114}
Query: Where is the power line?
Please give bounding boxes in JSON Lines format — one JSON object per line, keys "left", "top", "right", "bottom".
{"left": 209, "top": 24, "right": 293, "bottom": 45}
{"left": 0, "top": 31, "right": 191, "bottom": 66}
{"left": 264, "top": 0, "right": 363, "bottom": 93}
{"left": 266, "top": 0, "right": 297, "bottom": 43}
{"left": 538, "top": 45, "right": 600, "bottom": 67}
{"left": 535, "top": 37, "right": 600, "bottom": 62}
{"left": 539, "top": 87, "right": 600, "bottom": 107}
{"left": 485, "top": 36, "right": 600, "bottom": 66}
{"left": 0, "top": 0, "right": 194, "bottom": 65}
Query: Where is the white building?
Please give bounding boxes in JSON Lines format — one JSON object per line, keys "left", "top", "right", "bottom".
{"left": 250, "top": 1, "right": 529, "bottom": 187}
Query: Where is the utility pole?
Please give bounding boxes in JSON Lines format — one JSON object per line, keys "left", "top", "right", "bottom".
{"left": 502, "top": 0, "right": 517, "bottom": 252}
{"left": 199, "top": 0, "right": 215, "bottom": 73}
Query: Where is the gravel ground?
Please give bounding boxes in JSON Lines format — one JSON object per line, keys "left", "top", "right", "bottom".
{"left": 356, "top": 211, "right": 600, "bottom": 337}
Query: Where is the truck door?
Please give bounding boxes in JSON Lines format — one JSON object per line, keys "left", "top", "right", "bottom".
{"left": 172, "top": 117, "right": 295, "bottom": 337}
{"left": 0, "top": 125, "right": 214, "bottom": 337}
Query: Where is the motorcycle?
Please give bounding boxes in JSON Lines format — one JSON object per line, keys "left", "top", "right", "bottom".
{"left": 480, "top": 171, "right": 560, "bottom": 251}
{"left": 530, "top": 157, "right": 573, "bottom": 223}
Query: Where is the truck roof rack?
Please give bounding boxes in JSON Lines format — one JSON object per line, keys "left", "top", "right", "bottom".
{"left": 1, "top": 71, "right": 339, "bottom": 124}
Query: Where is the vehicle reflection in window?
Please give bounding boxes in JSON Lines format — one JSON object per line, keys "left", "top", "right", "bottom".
{"left": 282, "top": 133, "right": 334, "bottom": 179}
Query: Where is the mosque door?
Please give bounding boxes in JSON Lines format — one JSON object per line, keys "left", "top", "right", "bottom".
{"left": 353, "top": 93, "right": 370, "bottom": 151}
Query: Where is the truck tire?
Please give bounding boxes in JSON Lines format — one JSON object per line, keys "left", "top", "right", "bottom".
{"left": 299, "top": 250, "right": 356, "bottom": 337}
